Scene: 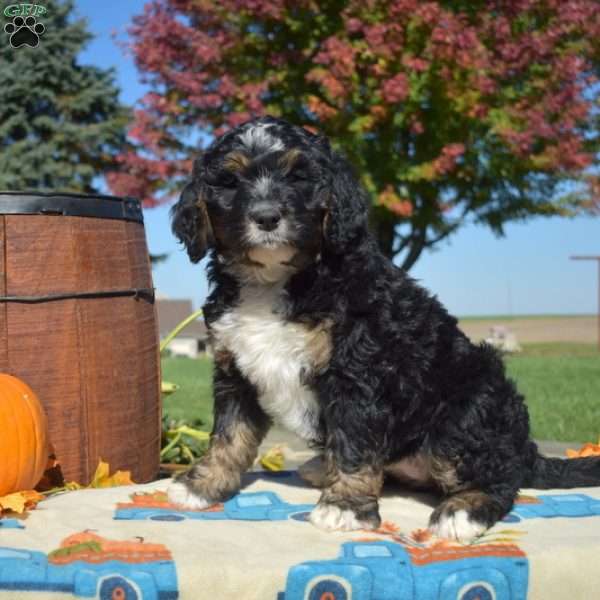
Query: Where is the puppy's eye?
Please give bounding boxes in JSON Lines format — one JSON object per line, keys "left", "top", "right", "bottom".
{"left": 217, "top": 172, "right": 237, "bottom": 188}
{"left": 289, "top": 168, "right": 310, "bottom": 183}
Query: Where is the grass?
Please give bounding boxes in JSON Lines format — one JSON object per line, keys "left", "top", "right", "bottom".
{"left": 162, "top": 356, "right": 214, "bottom": 431}
{"left": 458, "top": 314, "right": 594, "bottom": 322}
{"left": 161, "top": 343, "right": 600, "bottom": 445}
{"left": 505, "top": 343, "right": 600, "bottom": 444}
{"left": 510, "top": 342, "right": 598, "bottom": 357}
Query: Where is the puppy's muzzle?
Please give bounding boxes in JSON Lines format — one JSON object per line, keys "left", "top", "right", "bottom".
{"left": 248, "top": 204, "right": 282, "bottom": 232}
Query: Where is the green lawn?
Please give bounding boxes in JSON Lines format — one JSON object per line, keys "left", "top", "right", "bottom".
{"left": 162, "top": 356, "right": 214, "bottom": 430}
{"left": 162, "top": 343, "right": 600, "bottom": 444}
{"left": 505, "top": 343, "right": 600, "bottom": 443}
{"left": 458, "top": 314, "right": 594, "bottom": 322}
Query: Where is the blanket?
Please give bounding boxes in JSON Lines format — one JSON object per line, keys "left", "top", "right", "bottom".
{"left": 1, "top": 468, "right": 600, "bottom": 599}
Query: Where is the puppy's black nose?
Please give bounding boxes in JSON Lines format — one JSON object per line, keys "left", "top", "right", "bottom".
{"left": 249, "top": 206, "right": 281, "bottom": 231}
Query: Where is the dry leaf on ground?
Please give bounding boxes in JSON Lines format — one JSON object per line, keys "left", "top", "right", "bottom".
{"left": 42, "top": 460, "right": 134, "bottom": 496}
{"left": 259, "top": 446, "right": 285, "bottom": 471}
{"left": 0, "top": 490, "right": 44, "bottom": 514}
{"left": 566, "top": 439, "right": 600, "bottom": 458}
{"left": 1, "top": 457, "right": 132, "bottom": 518}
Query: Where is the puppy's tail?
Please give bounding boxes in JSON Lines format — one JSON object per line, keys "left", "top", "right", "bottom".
{"left": 525, "top": 454, "right": 600, "bottom": 489}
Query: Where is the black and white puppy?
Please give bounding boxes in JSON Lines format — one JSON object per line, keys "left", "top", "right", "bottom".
{"left": 168, "top": 116, "right": 600, "bottom": 541}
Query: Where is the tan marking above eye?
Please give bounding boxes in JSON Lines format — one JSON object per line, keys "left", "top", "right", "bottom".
{"left": 223, "top": 151, "right": 251, "bottom": 172}
{"left": 278, "top": 148, "right": 302, "bottom": 173}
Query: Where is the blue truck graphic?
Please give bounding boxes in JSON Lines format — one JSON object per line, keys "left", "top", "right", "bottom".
{"left": 0, "top": 518, "right": 23, "bottom": 529}
{"left": 0, "top": 532, "right": 178, "bottom": 600}
{"left": 115, "top": 490, "right": 314, "bottom": 523}
{"left": 503, "top": 493, "right": 600, "bottom": 523}
{"left": 279, "top": 540, "right": 528, "bottom": 600}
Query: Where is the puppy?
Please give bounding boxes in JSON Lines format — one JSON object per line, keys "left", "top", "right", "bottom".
{"left": 168, "top": 116, "right": 600, "bottom": 541}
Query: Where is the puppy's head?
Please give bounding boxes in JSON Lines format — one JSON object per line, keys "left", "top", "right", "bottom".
{"left": 171, "top": 116, "right": 369, "bottom": 276}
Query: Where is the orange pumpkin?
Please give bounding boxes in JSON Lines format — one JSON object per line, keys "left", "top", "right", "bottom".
{"left": 0, "top": 374, "right": 49, "bottom": 496}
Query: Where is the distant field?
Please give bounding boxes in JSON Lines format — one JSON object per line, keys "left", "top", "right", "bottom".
{"left": 162, "top": 342, "right": 599, "bottom": 444}
{"left": 459, "top": 315, "right": 598, "bottom": 344}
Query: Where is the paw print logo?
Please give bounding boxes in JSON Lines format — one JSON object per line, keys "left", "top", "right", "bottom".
{"left": 4, "top": 16, "right": 45, "bottom": 48}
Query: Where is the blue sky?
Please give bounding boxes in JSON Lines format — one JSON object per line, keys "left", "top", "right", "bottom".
{"left": 75, "top": 0, "right": 599, "bottom": 316}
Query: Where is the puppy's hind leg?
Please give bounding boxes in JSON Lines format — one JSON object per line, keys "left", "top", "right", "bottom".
{"left": 298, "top": 455, "right": 327, "bottom": 488}
{"left": 429, "top": 486, "right": 518, "bottom": 543}
{"left": 168, "top": 362, "right": 271, "bottom": 509}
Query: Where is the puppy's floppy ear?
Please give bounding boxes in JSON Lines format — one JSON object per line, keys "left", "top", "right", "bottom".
{"left": 171, "top": 179, "right": 214, "bottom": 264}
{"left": 322, "top": 151, "right": 370, "bottom": 254}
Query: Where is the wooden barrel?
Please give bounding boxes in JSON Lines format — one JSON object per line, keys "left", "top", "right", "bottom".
{"left": 0, "top": 192, "right": 161, "bottom": 484}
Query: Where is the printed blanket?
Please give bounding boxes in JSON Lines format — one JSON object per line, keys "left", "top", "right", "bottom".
{"left": 1, "top": 469, "right": 600, "bottom": 599}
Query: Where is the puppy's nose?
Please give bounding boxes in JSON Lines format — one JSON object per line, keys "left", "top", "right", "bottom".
{"left": 249, "top": 206, "right": 281, "bottom": 231}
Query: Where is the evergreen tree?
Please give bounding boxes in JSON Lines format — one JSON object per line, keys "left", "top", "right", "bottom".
{"left": 0, "top": 0, "right": 129, "bottom": 193}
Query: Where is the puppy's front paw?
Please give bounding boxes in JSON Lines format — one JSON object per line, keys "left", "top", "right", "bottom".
{"left": 167, "top": 481, "right": 213, "bottom": 510}
{"left": 309, "top": 503, "right": 378, "bottom": 532}
{"left": 429, "top": 509, "right": 487, "bottom": 543}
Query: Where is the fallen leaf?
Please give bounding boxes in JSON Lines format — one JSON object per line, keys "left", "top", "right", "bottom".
{"left": 259, "top": 446, "right": 285, "bottom": 471}
{"left": 3, "top": 459, "right": 133, "bottom": 516}
{"left": 0, "top": 490, "right": 44, "bottom": 514}
{"left": 43, "top": 460, "right": 134, "bottom": 496}
{"left": 90, "top": 461, "right": 110, "bottom": 486}
{"left": 566, "top": 439, "right": 600, "bottom": 458}
{"left": 82, "top": 460, "right": 134, "bottom": 489}
{"left": 161, "top": 381, "right": 179, "bottom": 396}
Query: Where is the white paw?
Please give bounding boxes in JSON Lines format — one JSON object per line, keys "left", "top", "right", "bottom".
{"left": 430, "top": 509, "right": 487, "bottom": 542}
{"left": 309, "top": 503, "right": 372, "bottom": 532}
{"left": 167, "top": 481, "right": 212, "bottom": 510}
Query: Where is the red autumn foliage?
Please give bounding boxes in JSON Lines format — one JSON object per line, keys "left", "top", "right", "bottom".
{"left": 112, "top": 0, "right": 600, "bottom": 266}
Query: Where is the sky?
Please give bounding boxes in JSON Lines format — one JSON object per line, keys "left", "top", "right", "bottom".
{"left": 75, "top": 0, "right": 599, "bottom": 317}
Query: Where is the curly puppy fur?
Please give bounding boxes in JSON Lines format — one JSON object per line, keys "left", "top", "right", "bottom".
{"left": 169, "top": 116, "right": 600, "bottom": 542}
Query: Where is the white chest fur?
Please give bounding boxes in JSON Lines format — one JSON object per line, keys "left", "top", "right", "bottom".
{"left": 210, "top": 283, "right": 327, "bottom": 441}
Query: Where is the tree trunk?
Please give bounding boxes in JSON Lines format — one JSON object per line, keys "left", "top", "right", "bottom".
{"left": 398, "top": 232, "right": 426, "bottom": 271}
{"left": 370, "top": 210, "right": 426, "bottom": 271}
{"left": 370, "top": 211, "right": 396, "bottom": 259}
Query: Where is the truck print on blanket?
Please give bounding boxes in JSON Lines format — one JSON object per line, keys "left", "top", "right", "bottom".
{"left": 279, "top": 524, "right": 529, "bottom": 600}
{"left": 503, "top": 493, "right": 600, "bottom": 523}
{"left": 114, "top": 489, "right": 314, "bottom": 523}
{"left": 0, "top": 531, "right": 179, "bottom": 599}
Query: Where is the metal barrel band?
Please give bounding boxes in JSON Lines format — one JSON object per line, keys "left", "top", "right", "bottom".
{"left": 0, "top": 287, "right": 155, "bottom": 304}
{"left": 0, "top": 193, "right": 144, "bottom": 223}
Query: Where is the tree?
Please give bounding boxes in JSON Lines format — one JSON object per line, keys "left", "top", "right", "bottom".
{"left": 0, "top": 0, "right": 129, "bottom": 193}
{"left": 112, "top": 0, "right": 599, "bottom": 268}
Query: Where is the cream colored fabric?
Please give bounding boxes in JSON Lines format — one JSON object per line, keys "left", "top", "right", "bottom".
{"left": 1, "top": 470, "right": 600, "bottom": 599}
